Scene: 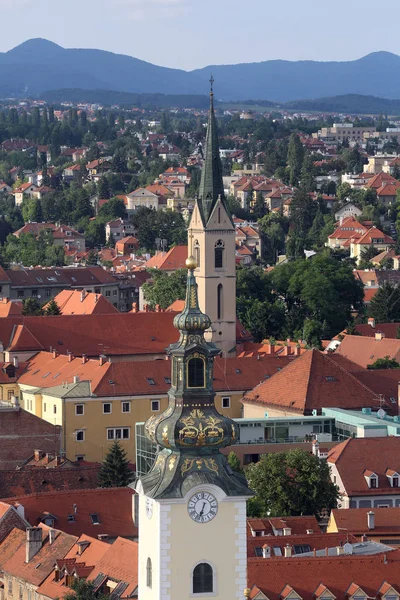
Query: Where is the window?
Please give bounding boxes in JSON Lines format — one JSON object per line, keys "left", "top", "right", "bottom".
{"left": 147, "top": 378, "right": 155, "bottom": 386}
{"left": 293, "top": 544, "right": 311, "bottom": 554}
{"left": 194, "top": 240, "right": 200, "bottom": 268}
{"left": 76, "top": 430, "right": 85, "bottom": 442}
{"left": 90, "top": 513, "right": 100, "bottom": 525}
{"left": 45, "top": 289, "right": 51, "bottom": 297}
{"left": 222, "top": 397, "right": 230, "bottom": 409}
{"left": 107, "top": 428, "right": 130, "bottom": 440}
{"left": 7, "top": 390, "right": 14, "bottom": 401}
{"left": 53, "top": 405, "right": 57, "bottom": 414}
{"left": 105, "top": 291, "right": 111, "bottom": 297}
{"left": 217, "top": 284, "right": 223, "bottom": 320}
{"left": 393, "top": 477, "right": 399, "bottom": 487}
{"left": 32, "top": 289, "right": 38, "bottom": 297}
{"left": 147, "top": 558, "right": 152, "bottom": 588}
{"left": 44, "top": 403, "right": 47, "bottom": 412}
{"left": 76, "top": 455, "right": 85, "bottom": 461}
{"left": 17, "top": 290, "right": 24, "bottom": 298}
{"left": 151, "top": 400, "right": 160, "bottom": 412}
{"left": 193, "top": 563, "right": 213, "bottom": 594}
{"left": 19, "top": 586, "right": 23, "bottom": 600}
{"left": 214, "top": 240, "right": 224, "bottom": 269}
{"left": 122, "top": 401, "right": 131, "bottom": 413}
{"left": 75, "top": 404, "right": 84, "bottom": 416}
{"left": 103, "top": 403, "right": 112, "bottom": 414}
{"left": 8, "top": 579, "right": 12, "bottom": 595}
{"left": 188, "top": 357, "right": 205, "bottom": 388}
{"left": 370, "top": 476, "right": 378, "bottom": 488}
{"left": 113, "top": 290, "right": 118, "bottom": 296}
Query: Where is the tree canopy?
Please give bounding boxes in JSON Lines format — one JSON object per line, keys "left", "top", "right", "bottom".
{"left": 98, "top": 441, "right": 134, "bottom": 488}
{"left": 245, "top": 449, "right": 340, "bottom": 518}
{"left": 142, "top": 269, "right": 187, "bottom": 310}
{"left": 368, "top": 283, "right": 400, "bottom": 323}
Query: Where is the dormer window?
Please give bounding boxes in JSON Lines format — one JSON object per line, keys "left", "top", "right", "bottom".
{"left": 386, "top": 469, "right": 400, "bottom": 487}
{"left": 364, "top": 470, "right": 378, "bottom": 488}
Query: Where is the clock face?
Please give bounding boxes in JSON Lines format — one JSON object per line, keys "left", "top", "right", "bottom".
{"left": 188, "top": 491, "right": 218, "bottom": 523}
{"left": 146, "top": 498, "right": 153, "bottom": 519}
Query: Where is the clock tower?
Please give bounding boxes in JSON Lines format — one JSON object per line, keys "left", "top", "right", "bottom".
{"left": 135, "top": 256, "right": 252, "bottom": 600}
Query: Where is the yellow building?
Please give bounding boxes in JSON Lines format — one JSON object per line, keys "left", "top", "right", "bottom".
{"left": 17, "top": 350, "right": 276, "bottom": 463}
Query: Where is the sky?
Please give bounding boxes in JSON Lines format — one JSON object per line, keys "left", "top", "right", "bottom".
{"left": 1, "top": 0, "right": 400, "bottom": 70}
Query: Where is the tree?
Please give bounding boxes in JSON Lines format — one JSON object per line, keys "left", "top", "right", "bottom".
{"left": 368, "top": 283, "right": 400, "bottom": 323}
{"left": 300, "top": 153, "right": 315, "bottom": 192}
{"left": 45, "top": 299, "right": 61, "bottom": 315}
{"left": 245, "top": 449, "right": 340, "bottom": 518}
{"left": 142, "top": 269, "right": 187, "bottom": 310}
{"left": 98, "top": 441, "right": 134, "bottom": 488}
{"left": 227, "top": 451, "right": 244, "bottom": 474}
{"left": 287, "top": 133, "right": 304, "bottom": 186}
{"left": 253, "top": 192, "right": 267, "bottom": 220}
{"left": 367, "top": 356, "right": 400, "bottom": 370}
{"left": 65, "top": 579, "right": 108, "bottom": 600}
{"left": 22, "top": 298, "right": 43, "bottom": 316}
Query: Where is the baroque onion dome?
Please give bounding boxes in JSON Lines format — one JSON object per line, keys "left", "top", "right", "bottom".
{"left": 139, "top": 258, "right": 252, "bottom": 500}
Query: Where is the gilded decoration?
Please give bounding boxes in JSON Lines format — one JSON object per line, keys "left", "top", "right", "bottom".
{"left": 168, "top": 455, "right": 177, "bottom": 471}
{"left": 181, "top": 457, "right": 219, "bottom": 475}
{"left": 162, "top": 425, "right": 171, "bottom": 448}
{"left": 178, "top": 409, "right": 224, "bottom": 447}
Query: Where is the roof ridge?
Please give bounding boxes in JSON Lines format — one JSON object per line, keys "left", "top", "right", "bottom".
{"left": 324, "top": 353, "right": 381, "bottom": 399}
{"left": 5, "top": 486, "right": 132, "bottom": 501}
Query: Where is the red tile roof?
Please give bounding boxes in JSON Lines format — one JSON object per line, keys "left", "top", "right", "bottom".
{"left": 247, "top": 532, "right": 351, "bottom": 558}
{"left": 248, "top": 516, "right": 320, "bottom": 536}
{"left": 335, "top": 334, "right": 400, "bottom": 368}
{"left": 242, "top": 349, "right": 383, "bottom": 414}
{"left": 144, "top": 245, "right": 188, "bottom": 271}
{"left": 354, "top": 323, "right": 400, "bottom": 338}
{"left": 331, "top": 507, "right": 400, "bottom": 535}
{"left": 8, "top": 488, "right": 137, "bottom": 539}
{"left": 247, "top": 550, "right": 400, "bottom": 600}
{"left": 0, "top": 298, "right": 22, "bottom": 317}
{"left": 43, "top": 290, "right": 119, "bottom": 315}
{"left": 366, "top": 172, "right": 400, "bottom": 189}
{"left": 327, "top": 438, "right": 400, "bottom": 496}
{"left": 356, "top": 226, "right": 395, "bottom": 245}
{"left": 87, "top": 536, "right": 138, "bottom": 595}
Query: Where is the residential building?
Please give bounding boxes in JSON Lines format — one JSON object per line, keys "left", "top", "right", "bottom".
{"left": 313, "top": 123, "right": 376, "bottom": 143}
{"left": 14, "top": 223, "right": 86, "bottom": 253}
{"left": 115, "top": 236, "right": 139, "bottom": 256}
{"left": 13, "top": 183, "right": 38, "bottom": 206}
{"left": 335, "top": 333, "right": 400, "bottom": 368}
{"left": 43, "top": 290, "right": 119, "bottom": 315}
{"left": 105, "top": 218, "right": 136, "bottom": 242}
{"left": 125, "top": 188, "right": 159, "bottom": 211}
{"left": 363, "top": 154, "right": 399, "bottom": 174}
{"left": 334, "top": 203, "right": 362, "bottom": 222}
{"left": 8, "top": 488, "right": 137, "bottom": 541}
{"left": 159, "top": 167, "right": 191, "bottom": 183}
{"left": 18, "top": 350, "right": 293, "bottom": 462}
{"left": 0, "top": 501, "right": 28, "bottom": 541}
{"left": 0, "top": 182, "right": 12, "bottom": 194}
{"left": 328, "top": 507, "right": 400, "bottom": 544}
{"left": 86, "top": 158, "right": 112, "bottom": 180}
{"left": 327, "top": 437, "right": 400, "bottom": 508}
{"left": 350, "top": 226, "right": 395, "bottom": 264}
{"left": 61, "top": 164, "right": 81, "bottom": 183}
{"left": 326, "top": 216, "right": 369, "bottom": 249}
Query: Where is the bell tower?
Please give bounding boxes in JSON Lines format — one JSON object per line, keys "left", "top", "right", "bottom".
{"left": 136, "top": 257, "right": 252, "bottom": 600}
{"left": 188, "top": 77, "right": 236, "bottom": 355}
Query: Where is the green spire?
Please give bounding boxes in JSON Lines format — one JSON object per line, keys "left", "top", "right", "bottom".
{"left": 198, "top": 76, "right": 225, "bottom": 223}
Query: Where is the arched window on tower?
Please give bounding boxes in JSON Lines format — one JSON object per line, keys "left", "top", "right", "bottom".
{"left": 214, "top": 240, "right": 224, "bottom": 269}
{"left": 193, "top": 563, "right": 214, "bottom": 594}
{"left": 187, "top": 356, "right": 205, "bottom": 388}
{"left": 194, "top": 239, "right": 200, "bottom": 268}
{"left": 146, "top": 558, "right": 152, "bottom": 588}
{"left": 217, "top": 283, "right": 223, "bottom": 320}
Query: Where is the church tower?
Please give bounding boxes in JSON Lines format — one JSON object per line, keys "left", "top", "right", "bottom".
{"left": 188, "top": 77, "right": 236, "bottom": 355}
{"left": 136, "top": 258, "right": 252, "bottom": 600}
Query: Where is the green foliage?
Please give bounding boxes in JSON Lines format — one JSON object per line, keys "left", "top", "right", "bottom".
{"left": 98, "top": 197, "right": 127, "bottom": 219}
{"left": 367, "top": 356, "right": 400, "bottom": 370}
{"left": 45, "top": 299, "right": 61, "bottom": 315}
{"left": 227, "top": 451, "right": 244, "bottom": 474}
{"left": 98, "top": 441, "right": 134, "bottom": 488}
{"left": 142, "top": 269, "right": 187, "bottom": 310}
{"left": 286, "top": 187, "right": 317, "bottom": 258}
{"left": 245, "top": 449, "right": 340, "bottom": 518}
{"left": 368, "top": 283, "right": 400, "bottom": 323}
{"left": 22, "top": 297, "right": 43, "bottom": 316}
{"left": 131, "top": 207, "right": 186, "bottom": 251}
{"left": 258, "top": 213, "right": 288, "bottom": 264}
{"left": 287, "top": 133, "right": 305, "bottom": 186}
{"left": 65, "top": 579, "right": 109, "bottom": 600}
{"left": 2, "top": 231, "right": 65, "bottom": 267}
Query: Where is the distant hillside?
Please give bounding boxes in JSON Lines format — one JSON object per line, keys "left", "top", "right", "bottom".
{"left": 3, "top": 39, "right": 400, "bottom": 102}
{"left": 40, "top": 88, "right": 212, "bottom": 109}
{"left": 285, "top": 94, "right": 400, "bottom": 115}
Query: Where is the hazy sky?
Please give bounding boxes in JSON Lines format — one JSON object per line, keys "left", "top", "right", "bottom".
{"left": 1, "top": 0, "right": 400, "bottom": 70}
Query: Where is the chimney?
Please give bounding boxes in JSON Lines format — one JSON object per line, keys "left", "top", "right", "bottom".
{"left": 367, "top": 511, "right": 375, "bottom": 530}
{"left": 52, "top": 350, "right": 58, "bottom": 359}
{"left": 375, "top": 331, "right": 385, "bottom": 341}
{"left": 54, "top": 566, "right": 61, "bottom": 582}
{"left": 368, "top": 317, "right": 376, "bottom": 328}
{"left": 34, "top": 449, "right": 43, "bottom": 462}
{"left": 99, "top": 355, "right": 106, "bottom": 366}
{"left": 294, "top": 345, "right": 301, "bottom": 356}
{"left": 95, "top": 294, "right": 99, "bottom": 303}
{"left": 155, "top": 304, "right": 161, "bottom": 312}
{"left": 312, "top": 440, "right": 319, "bottom": 456}
{"left": 48, "top": 529, "right": 56, "bottom": 545}
{"left": 262, "top": 544, "right": 271, "bottom": 559}
{"left": 73, "top": 375, "right": 79, "bottom": 384}
{"left": 68, "top": 351, "right": 72, "bottom": 363}
{"left": 43, "top": 453, "right": 51, "bottom": 465}
{"left": 26, "top": 527, "right": 43, "bottom": 563}
{"left": 361, "top": 534, "right": 368, "bottom": 542}
{"left": 283, "top": 527, "right": 292, "bottom": 536}
{"left": 336, "top": 546, "right": 344, "bottom": 555}
{"left": 13, "top": 356, "right": 19, "bottom": 368}
{"left": 131, "top": 302, "right": 138, "bottom": 313}
{"left": 267, "top": 343, "right": 275, "bottom": 355}
{"left": 283, "top": 345, "right": 291, "bottom": 356}
{"left": 80, "top": 290, "right": 86, "bottom": 302}
{"left": 82, "top": 354, "right": 87, "bottom": 364}
{"left": 284, "top": 544, "right": 292, "bottom": 558}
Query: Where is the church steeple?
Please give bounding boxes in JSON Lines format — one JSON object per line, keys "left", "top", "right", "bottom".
{"left": 139, "top": 257, "right": 251, "bottom": 500}
{"left": 198, "top": 76, "right": 225, "bottom": 224}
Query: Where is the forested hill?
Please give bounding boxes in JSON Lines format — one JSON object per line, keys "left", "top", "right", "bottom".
{"left": 3, "top": 39, "right": 400, "bottom": 102}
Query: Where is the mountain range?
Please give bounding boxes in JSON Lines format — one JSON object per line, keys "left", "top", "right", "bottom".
{"left": 2, "top": 39, "right": 400, "bottom": 103}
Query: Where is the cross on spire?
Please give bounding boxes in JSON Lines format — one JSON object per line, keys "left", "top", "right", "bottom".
{"left": 209, "top": 74, "right": 214, "bottom": 94}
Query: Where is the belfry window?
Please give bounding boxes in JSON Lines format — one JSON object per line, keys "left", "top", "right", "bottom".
{"left": 146, "top": 557, "right": 152, "bottom": 588}
{"left": 214, "top": 240, "right": 224, "bottom": 269}
{"left": 187, "top": 357, "right": 205, "bottom": 388}
{"left": 217, "top": 284, "right": 223, "bottom": 320}
{"left": 194, "top": 240, "right": 200, "bottom": 268}
{"left": 193, "top": 563, "right": 213, "bottom": 594}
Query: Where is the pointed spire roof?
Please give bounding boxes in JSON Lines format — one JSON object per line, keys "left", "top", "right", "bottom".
{"left": 198, "top": 76, "right": 225, "bottom": 223}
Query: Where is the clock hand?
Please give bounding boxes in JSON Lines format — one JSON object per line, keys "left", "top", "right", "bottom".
{"left": 199, "top": 502, "right": 206, "bottom": 516}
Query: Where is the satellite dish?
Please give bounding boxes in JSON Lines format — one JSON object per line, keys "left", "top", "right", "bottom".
{"left": 377, "top": 408, "right": 386, "bottom": 419}
{"left": 343, "top": 543, "right": 353, "bottom": 555}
